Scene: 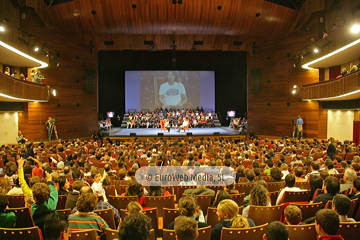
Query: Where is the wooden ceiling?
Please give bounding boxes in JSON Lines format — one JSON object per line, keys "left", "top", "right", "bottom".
{"left": 42, "top": 0, "right": 304, "bottom": 51}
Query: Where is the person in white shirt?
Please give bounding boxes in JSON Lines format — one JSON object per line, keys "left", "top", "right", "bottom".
{"left": 91, "top": 170, "right": 108, "bottom": 202}
{"left": 159, "top": 71, "right": 187, "bottom": 108}
{"left": 276, "top": 174, "right": 303, "bottom": 205}
{"left": 325, "top": 160, "right": 339, "bottom": 174}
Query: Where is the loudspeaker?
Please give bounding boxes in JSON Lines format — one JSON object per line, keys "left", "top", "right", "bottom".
{"left": 250, "top": 69, "right": 261, "bottom": 94}
{"left": 158, "top": 133, "right": 164, "bottom": 136}
{"left": 130, "top": 133, "right": 136, "bottom": 136}
{"left": 213, "top": 132, "right": 220, "bottom": 135}
{"left": 86, "top": 68, "right": 96, "bottom": 94}
{"left": 186, "top": 132, "right": 192, "bottom": 136}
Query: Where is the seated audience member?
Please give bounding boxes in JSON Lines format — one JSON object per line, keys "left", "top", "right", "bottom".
{"left": 18, "top": 158, "right": 42, "bottom": 207}
{"left": 289, "top": 155, "right": 303, "bottom": 168}
{"left": 276, "top": 174, "right": 302, "bottom": 205}
{"left": 263, "top": 221, "right": 289, "bottom": 240}
{"left": 121, "top": 178, "right": 146, "bottom": 206}
{"left": 294, "top": 166, "right": 307, "bottom": 182}
{"left": 72, "top": 186, "right": 120, "bottom": 227}
{"left": 104, "top": 163, "right": 118, "bottom": 180}
{"left": 268, "top": 167, "right": 284, "bottom": 182}
{"left": 148, "top": 182, "right": 171, "bottom": 196}
{"left": 65, "top": 180, "right": 84, "bottom": 210}
{"left": 332, "top": 194, "right": 356, "bottom": 222}
{"left": 69, "top": 169, "right": 89, "bottom": 186}
{"left": 68, "top": 192, "right": 109, "bottom": 239}
{"left": 325, "top": 160, "right": 339, "bottom": 174}
{"left": 56, "top": 176, "right": 70, "bottom": 195}
{"left": 308, "top": 175, "right": 323, "bottom": 202}
{"left": 320, "top": 170, "right": 330, "bottom": 180}
{"left": 224, "top": 182, "right": 240, "bottom": 194}
{"left": 127, "top": 201, "right": 143, "bottom": 215}
{"left": 315, "top": 209, "right": 344, "bottom": 240}
{"left": 305, "top": 162, "right": 321, "bottom": 180}
{"left": 184, "top": 173, "right": 216, "bottom": 202}
{"left": 168, "top": 195, "right": 207, "bottom": 229}
{"left": 118, "top": 213, "right": 152, "bottom": 240}
{"left": 284, "top": 205, "right": 302, "bottom": 225}
{"left": 280, "top": 164, "right": 290, "bottom": 180}
{"left": 31, "top": 172, "right": 59, "bottom": 233}
{"left": 349, "top": 62, "right": 358, "bottom": 73}
{"left": 174, "top": 216, "right": 199, "bottom": 240}
{"left": 91, "top": 170, "right": 108, "bottom": 202}
{"left": 0, "top": 194, "right": 16, "bottom": 228}
{"left": 242, "top": 184, "right": 271, "bottom": 217}
{"left": 0, "top": 178, "right": 11, "bottom": 195}
{"left": 4, "top": 161, "right": 18, "bottom": 185}
{"left": 340, "top": 168, "right": 356, "bottom": 193}
{"left": 43, "top": 212, "right": 69, "bottom": 240}
{"left": 240, "top": 169, "right": 256, "bottom": 184}
{"left": 212, "top": 199, "right": 254, "bottom": 240}
{"left": 347, "top": 176, "right": 360, "bottom": 218}
{"left": 313, "top": 176, "right": 340, "bottom": 208}
{"left": 263, "top": 159, "right": 274, "bottom": 177}
{"left": 212, "top": 190, "right": 231, "bottom": 208}
{"left": 243, "top": 180, "right": 268, "bottom": 207}
{"left": 230, "top": 215, "right": 250, "bottom": 228}
{"left": 7, "top": 177, "right": 24, "bottom": 195}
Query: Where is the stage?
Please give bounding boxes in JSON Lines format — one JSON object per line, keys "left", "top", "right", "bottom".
{"left": 104, "top": 126, "right": 243, "bottom": 139}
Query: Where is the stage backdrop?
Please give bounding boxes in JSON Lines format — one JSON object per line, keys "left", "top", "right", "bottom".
{"left": 98, "top": 51, "right": 247, "bottom": 125}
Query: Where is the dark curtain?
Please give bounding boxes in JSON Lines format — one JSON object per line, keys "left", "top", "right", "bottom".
{"left": 329, "top": 66, "right": 341, "bottom": 80}
{"left": 353, "top": 121, "right": 360, "bottom": 144}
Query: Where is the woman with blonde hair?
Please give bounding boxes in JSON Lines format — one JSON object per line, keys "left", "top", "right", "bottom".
{"left": 127, "top": 201, "right": 143, "bottom": 215}
{"left": 0, "top": 178, "right": 11, "bottom": 194}
{"left": 211, "top": 199, "right": 255, "bottom": 240}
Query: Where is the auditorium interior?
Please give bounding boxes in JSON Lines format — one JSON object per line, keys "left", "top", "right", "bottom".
{"left": 0, "top": 0, "right": 360, "bottom": 144}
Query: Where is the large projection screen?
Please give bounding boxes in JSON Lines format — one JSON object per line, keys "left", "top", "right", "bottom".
{"left": 125, "top": 71, "right": 215, "bottom": 111}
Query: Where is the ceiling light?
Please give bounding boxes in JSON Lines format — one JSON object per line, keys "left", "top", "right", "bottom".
{"left": 314, "top": 48, "right": 319, "bottom": 53}
{"left": 351, "top": 24, "right": 360, "bottom": 34}
{"left": 292, "top": 90, "right": 296, "bottom": 94}
{"left": 51, "top": 89, "right": 57, "bottom": 96}
{"left": 293, "top": 85, "right": 297, "bottom": 89}
{"left": 302, "top": 39, "right": 360, "bottom": 69}
{"left": 0, "top": 26, "right": 4, "bottom": 32}
{"left": 34, "top": 46, "right": 39, "bottom": 51}
{"left": 0, "top": 41, "right": 48, "bottom": 68}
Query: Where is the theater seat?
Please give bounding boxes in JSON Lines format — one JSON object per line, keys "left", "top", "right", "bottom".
{"left": 287, "top": 223, "right": 317, "bottom": 240}
{"left": 220, "top": 223, "right": 268, "bottom": 240}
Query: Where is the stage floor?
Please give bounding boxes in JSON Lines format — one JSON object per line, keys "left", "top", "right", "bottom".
{"left": 105, "top": 126, "right": 240, "bottom": 137}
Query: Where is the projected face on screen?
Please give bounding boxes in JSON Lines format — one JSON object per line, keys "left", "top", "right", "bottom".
{"left": 125, "top": 71, "right": 215, "bottom": 111}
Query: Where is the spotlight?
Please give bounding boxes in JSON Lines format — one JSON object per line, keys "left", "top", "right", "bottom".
{"left": 51, "top": 89, "right": 57, "bottom": 96}
{"left": 351, "top": 24, "right": 360, "bottom": 34}
{"left": 34, "top": 46, "right": 39, "bottom": 51}
{"left": 293, "top": 85, "right": 297, "bottom": 89}
{"left": 0, "top": 26, "right": 4, "bottom": 32}
{"left": 314, "top": 48, "right": 319, "bottom": 53}
{"left": 292, "top": 85, "right": 299, "bottom": 94}
{"left": 292, "top": 90, "right": 296, "bottom": 94}
{"left": 57, "top": 63, "right": 60, "bottom": 67}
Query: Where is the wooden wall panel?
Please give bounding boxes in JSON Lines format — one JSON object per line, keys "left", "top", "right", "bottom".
{"left": 247, "top": 18, "right": 327, "bottom": 139}
{"left": 13, "top": 9, "right": 99, "bottom": 141}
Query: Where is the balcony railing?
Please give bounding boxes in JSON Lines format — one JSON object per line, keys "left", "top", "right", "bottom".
{"left": 300, "top": 71, "right": 360, "bottom": 100}
{"left": 0, "top": 73, "right": 49, "bottom": 102}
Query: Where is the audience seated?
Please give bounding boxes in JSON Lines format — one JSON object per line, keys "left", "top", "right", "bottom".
{"left": 242, "top": 184, "right": 271, "bottom": 217}
{"left": 120, "top": 178, "right": 146, "bottom": 206}
{"left": 315, "top": 209, "right": 344, "bottom": 240}
{"left": 183, "top": 173, "right": 216, "bottom": 202}
{"left": 167, "top": 195, "right": 207, "bottom": 229}
{"left": 340, "top": 168, "right": 356, "bottom": 193}
{"left": 31, "top": 171, "right": 58, "bottom": 233}
{"left": 65, "top": 180, "right": 84, "bottom": 209}
{"left": 174, "top": 216, "right": 199, "bottom": 240}
{"left": 118, "top": 213, "right": 152, "bottom": 240}
{"left": 332, "top": 194, "right": 356, "bottom": 222}
{"left": 276, "top": 174, "right": 303, "bottom": 205}
{"left": 68, "top": 192, "right": 109, "bottom": 239}
{"left": 347, "top": 176, "right": 360, "bottom": 218}
{"left": 313, "top": 176, "right": 339, "bottom": 208}
{"left": 211, "top": 199, "right": 255, "bottom": 240}
{"left": 263, "top": 221, "right": 289, "bottom": 240}
{"left": 43, "top": 212, "right": 69, "bottom": 240}
{"left": 284, "top": 205, "right": 302, "bottom": 225}
{"left": 0, "top": 194, "right": 16, "bottom": 228}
